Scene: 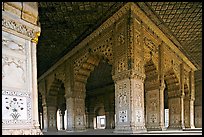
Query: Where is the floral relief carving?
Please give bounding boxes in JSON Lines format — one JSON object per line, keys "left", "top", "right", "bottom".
{"left": 2, "top": 38, "right": 25, "bottom": 54}
{"left": 136, "top": 110, "right": 143, "bottom": 123}
{"left": 144, "top": 37, "right": 158, "bottom": 54}
{"left": 4, "top": 97, "right": 25, "bottom": 120}
{"left": 118, "top": 83, "right": 127, "bottom": 107}
{"left": 2, "top": 18, "right": 36, "bottom": 38}
{"left": 76, "top": 115, "right": 83, "bottom": 126}
{"left": 119, "top": 110, "right": 127, "bottom": 122}
{"left": 2, "top": 56, "right": 26, "bottom": 87}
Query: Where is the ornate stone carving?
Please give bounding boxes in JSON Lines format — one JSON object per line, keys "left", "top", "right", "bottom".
{"left": 136, "top": 109, "right": 143, "bottom": 123}
{"left": 2, "top": 55, "right": 26, "bottom": 87}
{"left": 2, "top": 90, "right": 32, "bottom": 125}
{"left": 117, "top": 83, "right": 128, "bottom": 108}
{"left": 75, "top": 115, "right": 84, "bottom": 126}
{"left": 117, "top": 58, "right": 126, "bottom": 73}
{"left": 3, "top": 95, "right": 27, "bottom": 120}
{"left": 169, "top": 98, "right": 180, "bottom": 127}
{"left": 119, "top": 110, "right": 127, "bottom": 122}
{"left": 144, "top": 37, "right": 158, "bottom": 54}
{"left": 2, "top": 38, "right": 25, "bottom": 54}
{"left": 2, "top": 18, "right": 36, "bottom": 38}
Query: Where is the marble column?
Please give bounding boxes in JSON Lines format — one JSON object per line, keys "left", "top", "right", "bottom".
{"left": 180, "top": 63, "right": 185, "bottom": 129}
{"left": 31, "top": 40, "right": 41, "bottom": 130}
{"left": 47, "top": 106, "right": 57, "bottom": 131}
{"left": 113, "top": 74, "right": 147, "bottom": 134}
{"left": 158, "top": 43, "right": 165, "bottom": 130}
{"left": 42, "top": 105, "right": 48, "bottom": 132}
{"left": 189, "top": 71, "right": 195, "bottom": 128}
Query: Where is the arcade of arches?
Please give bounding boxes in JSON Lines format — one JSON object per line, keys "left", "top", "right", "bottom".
{"left": 2, "top": 2, "right": 202, "bottom": 135}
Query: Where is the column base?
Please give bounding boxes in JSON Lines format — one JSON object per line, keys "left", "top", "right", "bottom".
{"left": 114, "top": 126, "right": 147, "bottom": 134}
{"left": 47, "top": 127, "right": 58, "bottom": 132}
{"left": 146, "top": 125, "right": 166, "bottom": 131}
{"left": 167, "top": 125, "right": 184, "bottom": 130}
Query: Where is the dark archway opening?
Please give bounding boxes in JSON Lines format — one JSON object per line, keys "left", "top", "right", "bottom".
{"left": 85, "top": 59, "right": 115, "bottom": 129}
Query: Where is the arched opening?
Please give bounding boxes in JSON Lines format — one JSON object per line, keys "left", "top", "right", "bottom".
{"left": 164, "top": 70, "right": 180, "bottom": 129}
{"left": 40, "top": 79, "right": 66, "bottom": 131}
{"left": 56, "top": 82, "right": 66, "bottom": 131}
{"left": 85, "top": 59, "right": 115, "bottom": 130}
{"left": 144, "top": 59, "right": 160, "bottom": 130}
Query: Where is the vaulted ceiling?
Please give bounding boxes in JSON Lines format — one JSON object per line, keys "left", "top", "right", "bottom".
{"left": 37, "top": 2, "right": 202, "bottom": 81}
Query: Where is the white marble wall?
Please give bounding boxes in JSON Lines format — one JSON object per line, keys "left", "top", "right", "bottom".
{"left": 2, "top": 2, "right": 42, "bottom": 135}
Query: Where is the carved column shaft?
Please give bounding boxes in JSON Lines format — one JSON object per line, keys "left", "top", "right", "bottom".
{"left": 158, "top": 43, "right": 165, "bottom": 130}
{"left": 42, "top": 105, "right": 48, "bottom": 132}
{"left": 47, "top": 106, "right": 57, "bottom": 131}
{"left": 189, "top": 71, "right": 195, "bottom": 128}
{"left": 31, "top": 41, "right": 40, "bottom": 129}
{"left": 180, "top": 63, "right": 185, "bottom": 129}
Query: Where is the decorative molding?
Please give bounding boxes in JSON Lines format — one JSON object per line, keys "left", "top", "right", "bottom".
{"left": 2, "top": 18, "right": 35, "bottom": 38}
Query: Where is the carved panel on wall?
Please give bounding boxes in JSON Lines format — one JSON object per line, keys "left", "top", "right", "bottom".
{"left": 118, "top": 83, "right": 128, "bottom": 107}
{"left": 168, "top": 98, "right": 180, "bottom": 126}
{"left": 75, "top": 115, "right": 84, "bottom": 126}
{"left": 2, "top": 38, "right": 25, "bottom": 54}
{"left": 115, "top": 18, "right": 127, "bottom": 59}
{"left": 136, "top": 109, "right": 143, "bottom": 123}
{"left": 117, "top": 58, "right": 127, "bottom": 73}
{"left": 146, "top": 90, "right": 159, "bottom": 125}
{"left": 48, "top": 112, "right": 56, "bottom": 127}
{"left": 119, "top": 110, "right": 127, "bottom": 123}
{"left": 2, "top": 95, "right": 27, "bottom": 120}
{"left": 134, "top": 81, "right": 143, "bottom": 108}
{"left": 91, "top": 36, "right": 113, "bottom": 64}
{"left": 2, "top": 55, "right": 26, "bottom": 89}
{"left": 2, "top": 90, "right": 32, "bottom": 125}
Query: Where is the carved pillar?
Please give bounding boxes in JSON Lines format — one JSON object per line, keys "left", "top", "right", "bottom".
{"left": 112, "top": 9, "right": 147, "bottom": 133}
{"left": 64, "top": 60, "right": 74, "bottom": 131}
{"left": 42, "top": 105, "right": 48, "bottom": 132}
{"left": 72, "top": 81, "right": 87, "bottom": 131}
{"left": 180, "top": 63, "right": 185, "bottom": 129}
{"left": 47, "top": 106, "right": 57, "bottom": 131}
{"left": 184, "top": 94, "right": 190, "bottom": 128}
{"left": 158, "top": 43, "right": 165, "bottom": 130}
{"left": 31, "top": 38, "right": 41, "bottom": 130}
{"left": 189, "top": 71, "right": 195, "bottom": 129}
{"left": 194, "top": 78, "right": 202, "bottom": 128}
{"left": 113, "top": 74, "right": 147, "bottom": 133}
